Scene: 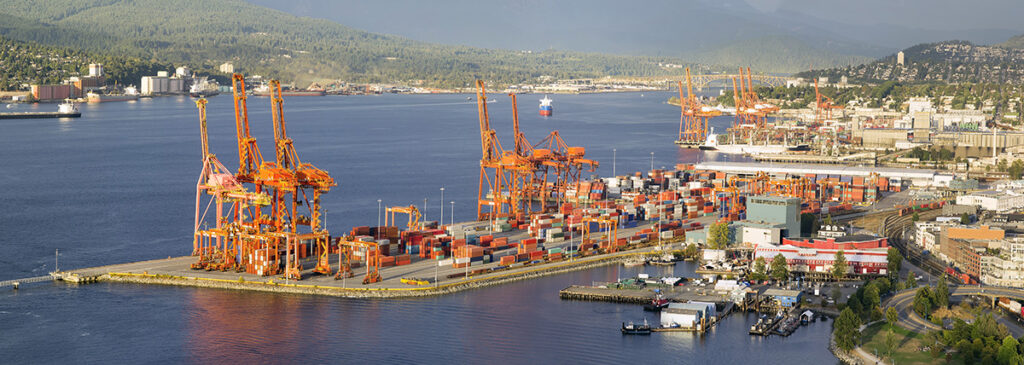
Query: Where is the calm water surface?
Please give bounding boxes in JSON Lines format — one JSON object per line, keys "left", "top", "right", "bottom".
{"left": 0, "top": 93, "right": 832, "bottom": 363}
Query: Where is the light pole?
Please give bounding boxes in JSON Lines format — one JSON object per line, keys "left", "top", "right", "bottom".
{"left": 440, "top": 187, "right": 445, "bottom": 227}
{"left": 450, "top": 201, "right": 455, "bottom": 228}
{"left": 650, "top": 152, "right": 655, "bottom": 172}
{"left": 423, "top": 198, "right": 428, "bottom": 222}
{"left": 613, "top": 148, "right": 617, "bottom": 177}
{"left": 377, "top": 199, "right": 382, "bottom": 239}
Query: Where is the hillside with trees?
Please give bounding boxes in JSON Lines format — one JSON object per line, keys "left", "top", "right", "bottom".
{"left": 0, "top": 0, "right": 697, "bottom": 87}
{"left": 0, "top": 35, "right": 175, "bottom": 90}
{"left": 797, "top": 40, "right": 1024, "bottom": 85}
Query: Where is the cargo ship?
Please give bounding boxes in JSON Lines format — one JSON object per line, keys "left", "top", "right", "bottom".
{"left": 86, "top": 87, "right": 140, "bottom": 103}
{"left": 0, "top": 102, "right": 80, "bottom": 119}
{"left": 189, "top": 77, "right": 221, "bottom": 98}
{"left": 697, "top": 127, "right": 808, "bottom": 155}
{"left": 251, "top": 83, "right": 325, "bottom": 97}
{"left": 539, "top": 95, "right": 553, "bottom": 116}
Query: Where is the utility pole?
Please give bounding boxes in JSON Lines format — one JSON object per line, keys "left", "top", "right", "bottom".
{"left": 55, "top": 249, "right": 59, "bottom": 272}
{"left": 613, "top": 148, "right": 617, "bottom": 177}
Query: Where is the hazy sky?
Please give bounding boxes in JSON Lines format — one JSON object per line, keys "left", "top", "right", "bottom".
{"left": 743, "top": 0, "right": 1023, "bottom": 30}
{"left": 245, "top": 0, "right": 1024, "bottom": 55}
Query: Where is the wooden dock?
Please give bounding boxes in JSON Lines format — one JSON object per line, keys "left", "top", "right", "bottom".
{"left": 559, "top": 285, "right": 727, "bottom": 304}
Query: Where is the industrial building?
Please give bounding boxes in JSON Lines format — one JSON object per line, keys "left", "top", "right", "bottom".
{"left": 957, "top": 190, "right": 1024, "bottom": 212}
{"left": 761, "top": 289, "right": 803, "bottom": 308}
{"left": 754, "top": 239, "right": 889, "bottom": 276}
{"left": 141, "top": 71, "right": 185, "bottom": 95}
{"left": 693, "top": 162, "right": 944, "bottom": 187}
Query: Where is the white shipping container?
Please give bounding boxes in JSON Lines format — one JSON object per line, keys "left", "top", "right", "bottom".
{"left": 439, "top": 259, "right": 453, "bottom": 266}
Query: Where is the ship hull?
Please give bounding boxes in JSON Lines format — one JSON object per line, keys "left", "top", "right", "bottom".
{"left": 87, "top": 95, "right": 139, "bottom": 103}
{"left": 252, "top": 90, "right": 326, "bottom": 97}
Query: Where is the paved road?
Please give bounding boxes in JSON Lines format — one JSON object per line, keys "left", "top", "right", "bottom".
{"left": 885, "top": 285, "right": 1024, "bottom": 337}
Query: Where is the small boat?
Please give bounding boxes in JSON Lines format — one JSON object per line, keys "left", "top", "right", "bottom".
{"left": 623, "top": 257, "right": 646, "bottom": 267}
{"left": 621, "top": 319, "right": 652, "bottom": 335}
{"left": 643, "top": 298, "right": 669, "bottom": 312}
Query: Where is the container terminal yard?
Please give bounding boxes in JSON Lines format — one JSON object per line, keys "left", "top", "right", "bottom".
{"left": 15, "top": 76, "right": 934, "bottom": 301}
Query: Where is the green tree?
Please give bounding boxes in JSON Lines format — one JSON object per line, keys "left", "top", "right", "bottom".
{"left": 770, "top": 253, "right": 789, "bottom": 282}
{"left": 998, "top": 336, "right": 1021, "bottom": 365}
{"left": 884, "top": 330, "right": 898, "bottom": 358}
{"left": 864, "top": 284, "right": 881, "bottom": 311}
{"left": 834, "top": 307, "right": 862, "bottom": 352}
{"left": 914, "top": 286, "right": 934, "bottom": 317}
{"left": 961, "top": 212, "right": 971, "bottom": 224}
{"left": 708, "top": 222, "right": 730, "bottom": 249}
{"left": 887, "top": 247, "right": 902, "bottom": 279}
{"left": 908, "top": 274, "right": 918, "bottom": 288}
{"left": 912, "top": 212, "right": 920, "bottom": 222}
{"left": 751, "top": 256, "right": 768, "bottom": 281}
{"left": 832, "top": 250, "right": 848, "bottom": 280}
{"left": 935, "top": 276, "right": 950, "bottom": 309}
{"left": 683, "top": 243, "right": 698, "bottom": 259}
{"left": 886, "top": 306, "right": 899, "bottom": 330}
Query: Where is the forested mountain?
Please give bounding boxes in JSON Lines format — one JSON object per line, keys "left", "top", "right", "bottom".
{"left": 690, "top": 36, "right": 873, "bottom": 74}
{"left": 0, "top": 0, "right": 699, "bottom": 87}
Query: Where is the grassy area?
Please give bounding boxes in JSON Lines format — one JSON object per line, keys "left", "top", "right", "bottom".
{"left": 860, "top": 322, "right": 949, "bottom": 365}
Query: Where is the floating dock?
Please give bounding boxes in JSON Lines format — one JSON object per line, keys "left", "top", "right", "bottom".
{"left": 0, "top": 111, "right": 80, "bottom": 119}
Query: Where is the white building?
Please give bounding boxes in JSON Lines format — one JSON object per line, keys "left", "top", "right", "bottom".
{"left": 141, "top": 71, "right": 185, "bottom": 95}
{"left": 981, "top": 238, "right": 1024, "bottom": 287}
{"left": 219, "top": 62, "right": 234, "bottom": 73}
{"left": 175, "top": 66, "right": 190, "bottom": 77}
{"left": 957, "top": 190, "right": 1024, "bottom": 212}
{"left": 661, "top": 308, "right": 699, "bottom": 328}
{"left": 914, "top": 222, "right": 946, "bottom": 252}
{"left": 908, "top": 97, "right": 934, "bottom": 113}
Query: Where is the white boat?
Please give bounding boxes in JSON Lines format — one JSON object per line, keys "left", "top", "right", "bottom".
{"left": 698, "top": 127, "right": 808, "bottom": 155}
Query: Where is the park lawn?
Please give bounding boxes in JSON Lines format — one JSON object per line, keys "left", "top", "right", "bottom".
{"left": 861, "top": 322, "right": 951, "bottom": 365}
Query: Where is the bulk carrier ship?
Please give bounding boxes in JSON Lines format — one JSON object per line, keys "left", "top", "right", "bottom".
{"left": 539, "top": 95, "right": 553, "bottom": 116}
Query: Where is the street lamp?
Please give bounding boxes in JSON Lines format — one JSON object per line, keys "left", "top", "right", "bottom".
{"left": 440, "top": 187, "right": 445, "bottom": 227}
{"left": 650, "top": 152, "right": 655, "bottom": 172}
{"left": 450, "top": 201, "right": 455, "bottom": 228}
{"left": 377, "top": 199, "right": 382, "bottom": 239}
{"left": 423, "top": 198, "right": 428, "bottom": 222}
{"left": 613, "top": 148, "right": 617, "bottom": 177}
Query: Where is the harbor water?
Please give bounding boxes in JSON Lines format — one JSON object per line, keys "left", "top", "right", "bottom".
{"left": 0, "top": 93, "right": 835, "bottom": 363}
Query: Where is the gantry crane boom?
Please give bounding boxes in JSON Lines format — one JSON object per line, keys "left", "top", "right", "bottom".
{"left": 231, "top": 74, "right": 263, "bottom": 182}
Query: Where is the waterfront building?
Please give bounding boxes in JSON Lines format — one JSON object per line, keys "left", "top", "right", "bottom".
{"left": 219, "top": 62, "right": 234, "bottom": 73}
{"left": 957, "top": 191, "right": 1024, "bottom": 212}
{"left": 753, "top": 235, "right": 890, "bottom": 276}
{"left": 762, "top": 289, "right": 803, "bottom": 308}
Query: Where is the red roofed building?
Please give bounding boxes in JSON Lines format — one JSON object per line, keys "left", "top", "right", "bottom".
{"left": 754, "top": 235, "right": 890, "bottom": 276}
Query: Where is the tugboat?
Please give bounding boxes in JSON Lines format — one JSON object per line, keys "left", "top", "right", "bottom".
{"left": 621, "top": 319, "right": 652, "bottom": 335}
{"left": 643, "top": 293, "right": 669, "bottom": 312}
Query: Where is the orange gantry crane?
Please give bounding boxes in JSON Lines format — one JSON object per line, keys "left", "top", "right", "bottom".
{"left": 581, "top": 217, "right": 619, "bottom": 253}
{"left": 266, "top": 79, "right": 336, "bottom": 277}
{"left": 334, "top": 237, "right": 382, "bottom": 284}
{"left": 676, "top": 67, "right": 721, "bottom": 146}
{"left": 192, "top": 98, "right": 273, "bottom": 272}
{"left": 475, "top": 81, "right": 536, "bottom": 222}
{"left": 475, "top": 80, "right": 598, "bottom": 222}
{"left": 385, "top": 205, "right": 422, "bottom": 232}
{"left": 731, "top": 67, "right": 778, "bottom": 143}
{"left": 814, "top": 78, "right": 844, "bottom": 124}
{"left": 191, "top": 74, "right": 338, "bottom": 281}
